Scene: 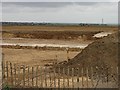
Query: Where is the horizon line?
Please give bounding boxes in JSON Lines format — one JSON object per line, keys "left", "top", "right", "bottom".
{"left": 1, "top": 21, "right": 118, "bottom": 25}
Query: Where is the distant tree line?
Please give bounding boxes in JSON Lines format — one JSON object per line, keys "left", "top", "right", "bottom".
{"left": 2, "top": 22, "right": 107, "bottom": 26}
{"left": 79, "top": 23, "right": 107, "bottom": 26}
{"left": 2, "top": 22, "right": 49, "bottom": 26}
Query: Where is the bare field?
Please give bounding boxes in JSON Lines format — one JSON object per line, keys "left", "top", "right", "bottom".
{"left": 2, "top": 25, "right": 118, "bottom": 88}
{"left": 2, "top": 25, "right": 117, "bottom": 66}
{"left": 2, "top": 48, "right": 80, "bottom": 66}
{"left": 2, "top": 25, "right": 117, "bottom": 32}
{"left": 2, "top": 25, "right": 117, "bottom": 40}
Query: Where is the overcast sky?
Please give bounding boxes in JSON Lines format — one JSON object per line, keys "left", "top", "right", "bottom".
{"left": 2, "top": 2, "right": 118, "bottom": 24}
{"left": 1, "top": 0, "right": 119, "bottom": 2}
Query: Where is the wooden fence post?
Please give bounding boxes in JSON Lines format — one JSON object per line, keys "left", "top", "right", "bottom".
{"left": 10, "top": 62, "right": 13, "bottom": 86}
{"left": 101, "top": 67, "right": 104, "bottom": 84}
{"left": 40, "top": 66, "right": 43, "bottom": 88}
{"left": 36, "top": 66, "right": 38, "bottom": 87}
{"left": 17, "top": 65, "right": 20, "bottom": 86}
{"left": 86, "top": 67, "right": 89, "bottom": 88}
{"left": 32, "top": 67, "right": 34, "bottom": 87}
{"left": 77, "top": 68, "right": 80, "bottom": 88}
{"left": 117, "top": 66, "right": 118, "bottom": 88}
{"left": 6, "top": 61, "right": 9, "bottom": 85}
{"left": 72, "top": 68, "right": 74, "bottom": 88}
{"left": 2, "top": 53, "right": 5, "bottom": 87}
{"left": 91, "top": 67, "right": 94, "bottom": 88}
{"left": 23, "top": 65, "right": 25, "bottom": 86}
{"left": 106, "top": 68, "right": 109, "bottom": 86}
{"left": 63, "top": 67, "right": 65, "bottom": 88}
{"left": 81, "top": 67, "right": 84, "bottom": 88}
{"left": 58, "top": 67, "right": 60, "bottom": 88}
{"left": 49, "top": 68, "right": 52, "bottom": 88}
{"left": 44, "top": 67, "right": 47, "bottom": 87}
{"left": 67, "top": 67, "right": 69, "bottom": 88}
{"left": 27, "top": 66, "right": 30, "bottom": 86}
{"left": 54, "top": 67, "right": 56, "bottom": 88}
{"left": 14, "top": 64, "right": 16, "bottom": 86}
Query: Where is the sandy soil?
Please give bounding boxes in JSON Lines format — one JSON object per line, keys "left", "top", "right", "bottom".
{"left": 2, "top": 48, "right": 80, "bottom": 66}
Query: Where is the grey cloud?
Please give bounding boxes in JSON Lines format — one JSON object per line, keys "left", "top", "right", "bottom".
{"left": 2, "top": 2, "right": 117, "bottom": 24}
{"left": 2, "top": 2, "right": 100, "bottom": 8}
{"left": 2, "top": 0, "right": 119, "bottom": 2}
{"left": 2, "top": 2, "right": 73, "bottom": 8}
{"left": 2, "top": 2, "right": 101, "bottom": 13}
{"left": 73, "top": 2, "right": 99, "bottom": 6}
{"left": 2, "top": 2, "right": 72, "bottom": 13}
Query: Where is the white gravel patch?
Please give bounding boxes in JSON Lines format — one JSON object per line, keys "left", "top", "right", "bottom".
{"left": 0, "top": 43, "right": 88, "bottom": 49}
{"left": 93, "top": 32, "right": 114, "bottom": 38}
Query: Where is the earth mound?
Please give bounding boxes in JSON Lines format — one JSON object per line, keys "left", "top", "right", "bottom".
{"left": 56, "top": 32, "right": 119, "bottom": 80}
{"left": 66, "top": 32, "right": 118, "bottom": 68}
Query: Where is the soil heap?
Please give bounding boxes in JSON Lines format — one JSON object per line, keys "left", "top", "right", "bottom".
{"left": 57, "top": 32, "right": 119, "bottom": 79}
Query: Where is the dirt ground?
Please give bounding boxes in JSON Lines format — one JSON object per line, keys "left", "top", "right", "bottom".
{"left": 1, "top": 25, "right": 117, "bottom": 66}
{"left": 2, "top": 25, "right": 117, "bottom": 32}
{"left": 1, "top": 25, "right": 118, "bottom": 88}
{"left": 2, "top": 25, "right": 117, "bottom": 40}
{"left": 2, "top": 48, "right": 80, "bottom": 66}
{"left": 2, "top": 38, "right": 92, "bottom": 45}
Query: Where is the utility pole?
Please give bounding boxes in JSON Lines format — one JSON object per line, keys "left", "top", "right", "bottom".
{"left": 102, "top": 18, "right": 104, "bottom": 25}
